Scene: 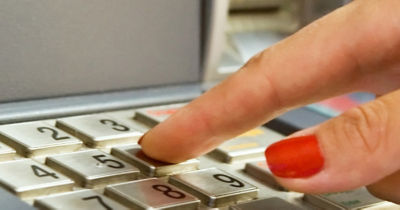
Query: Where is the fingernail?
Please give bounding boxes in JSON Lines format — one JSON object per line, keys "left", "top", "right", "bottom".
{"left": 265, "top": 135, "right": 324, "bottom": 178}
{"left": 138, "top": 133, "right": 147, "bottom": 145}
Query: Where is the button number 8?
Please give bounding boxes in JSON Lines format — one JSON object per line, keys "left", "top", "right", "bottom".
{"left": 152, "top": 184, "right": 186, "bottom": 199}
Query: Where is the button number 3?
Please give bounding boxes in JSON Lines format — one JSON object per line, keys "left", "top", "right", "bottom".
{"left": 99, "top": 119, "right": 130, "bottom": 132}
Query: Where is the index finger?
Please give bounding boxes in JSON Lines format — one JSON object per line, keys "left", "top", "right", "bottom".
{"left": 140, "top": 0, "right": 400, "bottom": 163}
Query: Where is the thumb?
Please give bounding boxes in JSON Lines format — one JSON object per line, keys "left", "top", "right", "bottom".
{"left": 265, "top": 89, "right": 400, "bottom": 194}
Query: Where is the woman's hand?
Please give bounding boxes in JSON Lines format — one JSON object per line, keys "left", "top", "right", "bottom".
{"left": 140, "top": 0, "right": 400, "bottom": 203}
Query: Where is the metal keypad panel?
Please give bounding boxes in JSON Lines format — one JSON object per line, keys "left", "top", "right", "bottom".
{"left": 304, "top": 188, "right": 387, "bottom": 210}
{"left": 0, "top": 103, "right": 397, "bottom": 210}
{"left": 0, "top": 121, "right": 82, "bottom": 157}
{"left": 34, "top": 189, "right": 128, "bottom": 210}
{"left": 134, "top": 103, "right": 185, "bottom": 127}
{"left": 105, "top": 178, "right": 200, "bottom": 210}
{"left": 111, "top": 144, "right": 199, "bottom": 177}
{"left": 169, "top": 168, "right": 258, "bottom": 207}
{"left": 211, "top": 127, "right": 283, "bottom": 163}
{"left": 0, "top": 187, "right": 37, "bottom": 210}
{"left": 56, "top": 114, "right": 142, "bottom": 148}
{"left": 0, "top": 159, "right": 73, "bottom": 198}
{"left": 46, "top": 150, "right": 140, "bottom": 188}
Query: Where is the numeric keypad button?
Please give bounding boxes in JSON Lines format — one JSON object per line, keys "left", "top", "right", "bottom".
{"left": 211, "top": 127, "right": 284, "bottom": 163}
{"left": 0, "top": 121, "right": 82, "bottom": 157}
{"left": 134, "top": 103, "right": 185, "bottom": 127}
{"left": 56, "top": 115, "right": 142, "bottom": 148}
{"left": 169, "top": 168, "right": 258, "bottom": 207}
{"left": 0, "top": 159, "right": 73, "bottom": 198}
{"left": 230, "top": 197, "right": 303, "bottom": 210}
{"left": 106, "top": 110, "right": 151, "bottom": 133}
{"left": 0, "top": 142, "right": 16, "bottom": 161}
{"left": 245, "top": 161, "right": 285, "bottom": 191}
{"left": 46, "top": 150, "right": 139, "bottom": 188}
{"left": 304, "top": 188, "right": 391, "bottom": 210}
{"left": 111, "top": 145, "right": 199, "bottom": 177}
{"left": 105, "top": 178, "right": 199, "bottom": 210}
{"left": 34, "top": 189, "right": 128, "bottom": 210}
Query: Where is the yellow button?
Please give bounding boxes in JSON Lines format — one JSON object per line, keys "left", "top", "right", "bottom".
{"left": 224, "top": 142, "right": 260, "bottom": 151}
{"left": 238, "top": 128, "right": 264, "bottom": 137}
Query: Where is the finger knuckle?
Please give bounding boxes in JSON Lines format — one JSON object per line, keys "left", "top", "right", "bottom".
{"left": 244, "top": 49, "right": 269, "bottom": 67}
{"left": 340, "top": 101, "right": 389, "bottom": 154}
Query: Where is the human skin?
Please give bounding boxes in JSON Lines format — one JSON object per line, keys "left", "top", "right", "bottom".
{"left": 140, "top": 0, "right": 400, "bottom": 203}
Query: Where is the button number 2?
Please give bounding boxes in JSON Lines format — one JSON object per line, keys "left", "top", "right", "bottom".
{"left": 37, "top": 127, "right": 70, "bottom": 140}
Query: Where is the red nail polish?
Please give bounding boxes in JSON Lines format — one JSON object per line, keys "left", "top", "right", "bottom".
{"left": 265, "top": 135, "right": 324, "bottom": 178}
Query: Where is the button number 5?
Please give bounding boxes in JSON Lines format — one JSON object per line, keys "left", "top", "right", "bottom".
{"left": 92, "top": 155, "right": 125, "bottom": 169}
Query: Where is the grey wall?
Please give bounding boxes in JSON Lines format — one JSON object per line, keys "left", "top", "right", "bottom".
{"left": 0, "top": 0, "right": 200, "bottom": 102}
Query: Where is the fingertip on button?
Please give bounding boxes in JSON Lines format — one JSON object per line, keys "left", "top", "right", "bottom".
{"left": 138, "top": 133, "right": 147, "bottom": 145}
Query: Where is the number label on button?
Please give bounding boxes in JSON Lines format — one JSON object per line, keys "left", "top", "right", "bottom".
{"left": 99, "top": 119, "right": 130, "bottom": 132}
{"left": 82, "top": 195, "right": 113, "bottom": 210}
{"left": 31, "top": 165, "right": 59, "bottom": 179}
{"left": 92, "top": 154, "right": 125, "bottom": 169}
{"left": 34, "top": 189, "right": 128, "bottom": 210}
{"left": 37, "top": 127, "right": 71, "bottom": 141}
{"left": 152, "top": 184, "right": 186, "bottom": 199}
{"left": 213, "top": 174, "right": 244, "bottom": 188}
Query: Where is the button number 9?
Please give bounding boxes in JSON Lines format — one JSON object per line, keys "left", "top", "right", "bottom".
{"left": 213, "top": 174, "right": 244, "bottom": 188}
